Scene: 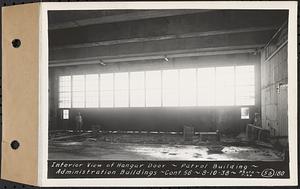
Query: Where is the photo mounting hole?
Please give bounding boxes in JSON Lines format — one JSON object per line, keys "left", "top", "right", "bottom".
{"left": 12, "top": 39, "right": 21, "bottom": 48}
{"left": 10, "top": 140, "right": 20, "bottom": 150}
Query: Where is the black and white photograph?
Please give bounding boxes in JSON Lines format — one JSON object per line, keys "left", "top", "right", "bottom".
{"left": 0, "top": 1, "right": 297, "bottom": 187}
{"left": 41, "top": 1, "right": 299, "bottom": 186}
{"left": 48, "top": 8, "right": 290, "bottom": 162}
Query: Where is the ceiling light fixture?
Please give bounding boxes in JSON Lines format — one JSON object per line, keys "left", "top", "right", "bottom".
{"left": 164, "top": 55, "right": 169, "bottom": 62}
{"left": 99, "top": 59, "right": 106, "bottom": 66}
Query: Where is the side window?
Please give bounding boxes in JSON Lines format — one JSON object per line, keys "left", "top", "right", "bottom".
{"left": 241, "top": 107, "right": 250, "bottom": 119}
{"left": 62, "top": 109, "right": 69, "bottom": 120}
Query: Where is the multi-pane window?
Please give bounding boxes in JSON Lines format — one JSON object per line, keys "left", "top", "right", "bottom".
{"left": 146, "top": 71, "right": 161, "bottom": 107}
{"left": 85, "top": 74, "right": 99, "bottom": 108}
{"left": 58, "top": 65, "right": 255, "bottom": 109}
{"left": 100, "top": 73, "right": 114, "bottom": 108}
{"left": 59, "top": 76, "right": 71, "bottom": 108}
{"left": 115, "top": 72, "right": 129, "bottom": 107}
{"left": 130, "top": 72, "right": 145, "bottom": 107}
{"left": 72, "top": 75, "right": 85, "bottom": 108}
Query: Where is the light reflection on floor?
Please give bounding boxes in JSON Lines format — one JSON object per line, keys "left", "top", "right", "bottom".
{"left": 125, "top": 144, "right": 281, "bottom": 161}
{"left": 49, "top": 141, "right": 282, "bottom": 161}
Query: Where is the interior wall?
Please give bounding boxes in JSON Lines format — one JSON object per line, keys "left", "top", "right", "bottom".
{"left": 49, "top": 53, "right": 261, "bottom": 135}
{"left": 59, "top": 107, "right": 257, "bottom": 134}
{"left": 261, "top": 26, "right": 288, "bottom": 138}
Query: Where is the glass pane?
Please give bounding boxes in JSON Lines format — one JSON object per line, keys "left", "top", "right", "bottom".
{"left": 59, "top": 76, "right": 71, "bottom": 108}
{"left": 146, "top": 90, "right": 161, "bottom": 107}
{"left": 130, "top": 90, "right": 145, "bottom": 107}
{"left": 115, "top": 72, "right": 129, "bottom": 107}
{"left": 236, "top": 65, "right": 255, "bottom": 106}
{"left": 146, "top": 71, "right": 161, "bottom": 89}
{"left": 59, "top": 75, "right": 71, "bottom": 83}
{"left": 115, "top": 72, "right": 129, "bottom": 90}
{"left": 86, "top": 91, "right": 99, "bottom": 108}
{"left": 130, "top": 72, "right": 145, "bottom": 107}
{"left": 100, "top": 73, "right": 113, "bottom": 91}
{"left": 236, "top": 65, "right": 255, "bottom": 86}
{"left": 216, "top": 66, "right": 234, "bottom": 106}
{"left": 146, "top": 71, "right": 161, "bottom": 107}
{"left": 130, "top": 72, "right": 144, "bottom": 90}
{"left": 236, "top": 86, "right": 255, "bottom": 105}
{"left": 100, "top": 91, "right": 114, "bottom": 107}
{"left": 198, "top": 68, "right": 215, "bottom": 106}
{"left": 85, "top": 74, "right": 99, "bottom": 107}
{"left": 86, "top": 74, "right": 99, "bottom": 91}
{"left": 72, "top": 75, "right": 84, "bottom": 91}
{"left": 59, "top": 92, "right": 71, "bottom": 108}
{"left": 100, "top": 73, "right": 114, "bottom": 107}
{"left": 162, "top": 69, "right": 179, "bottom": 106}
{"left": 115, "top": 90, "right": 129, "bottom": 107}
{"left": 179, "top": 69, "right": 196, "bottom": 106}
{"left": 59, "top": 76, "right": 71, "bottom": 92}
{"left": 72, "top": 91, "right": 85, "bottom": 108}
{"left": 72, "top": 75, "right": 85, "bottom": 108}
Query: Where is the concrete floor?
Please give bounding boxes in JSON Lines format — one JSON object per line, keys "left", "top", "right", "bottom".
{"left": 49, "top": 140, "right": 283, "bottom": 161}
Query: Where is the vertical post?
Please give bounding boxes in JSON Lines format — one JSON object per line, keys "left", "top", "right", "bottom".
{"left": 161, "top": 70, "right": 163, "bottom": 107}
{"left": 127, "top": 72, "right": 130, "bottom": 107}
{"left": 144, "top": 71, "right": 146, "bottom": 107}
{"left": 196, "top": 68, "right": 199, "bottom": 106}
{"left": 113, "top": 73, "right": 115, "bottom": 108}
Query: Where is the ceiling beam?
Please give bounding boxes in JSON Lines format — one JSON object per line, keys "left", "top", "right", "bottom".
{"left": 49, "top": 10, "right": 287, "bottom": 48}
{"left": 50, "top": 30, "right": 274, "bottom": 62}
{"left": 48, "top": 10, "right": 211, "bottom": 30}
{"left": 49, "top": 46, "right": 261, "bottom": 67}
{"left": 52, "top": 26, "right": 277, "bottom": 50}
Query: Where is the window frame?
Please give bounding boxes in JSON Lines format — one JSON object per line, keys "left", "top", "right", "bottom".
{"left": 57, "top": 64, "right": 256, "bottom": 109}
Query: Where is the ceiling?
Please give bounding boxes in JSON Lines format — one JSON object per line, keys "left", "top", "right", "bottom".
{"left": 48, "top": 10, "right": 288, "bottom": 67}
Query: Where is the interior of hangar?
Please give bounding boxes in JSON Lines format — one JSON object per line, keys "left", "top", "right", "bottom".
{"left": 48, "top": 10, "right": 289, "bottom": 161}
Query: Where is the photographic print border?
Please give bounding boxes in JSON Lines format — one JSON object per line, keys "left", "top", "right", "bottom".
{"left": 39, "top": 1, "right": 298, "bottom": 187}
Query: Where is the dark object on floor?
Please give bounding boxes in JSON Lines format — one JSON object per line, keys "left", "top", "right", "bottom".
{"left": 50, "top": 132, "right": 93, "bottom": 142}
{"left": 284, "top": 148, "right": 289, "bottom": 162}
{"left": 183, "top": 126, "right": 194, "bottom": 141}
{"left": 50, "top": 141, "right": 85, "bottom": 152}
{"left": 207, "top": 145, "right": 224, "bottom": 153}
{"left": 91, "top": 124, "right": 102, "bottom": 137}
{"left": 246, "top": 124, "right": 270, "bottom": 142}
{"left": 199, "top": 131, "right": 219, "bottom": 142}
{"left": 216, "top": 130, "right": 221, "bottom": 142}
